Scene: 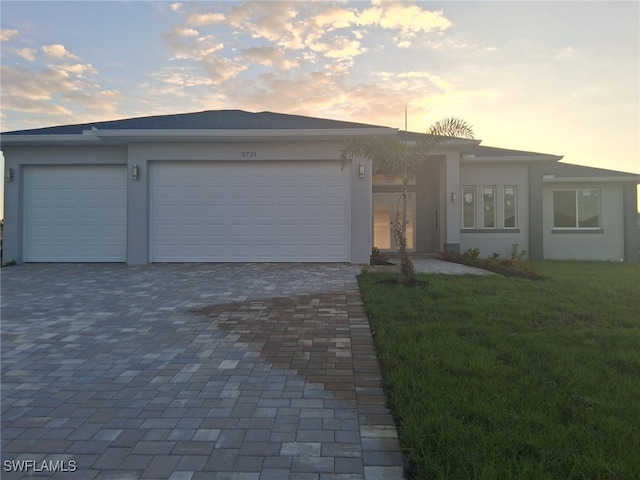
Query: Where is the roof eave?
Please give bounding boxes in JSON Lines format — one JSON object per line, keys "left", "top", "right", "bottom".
{"left": 0, "top": 127, "right": 398, "bottom": 147}
{"left": 461, "top": 154, "right": 563, "bottom": 164}
{"left": 0, "top": 133, "right": 103, "bottom": 147}
{"left": 543, "top": 175, "right": 640, "bottom": 184}
{"left": 92, "top": 127, "right": 397, "bottom": 142}
{"left": 403, "top": 138, "right": 482, "bottom": 149}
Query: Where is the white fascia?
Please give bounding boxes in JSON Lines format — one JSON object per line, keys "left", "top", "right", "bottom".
{"left": 0, "top": 127, "right": 398, "bottom": 147}
{"left": 90, "top": 127, "right": 398, "bottom": 143}
{"left": 461, "top": 154, "right": 563, "bottom": 164}
{"left": 543, "top": 175, "right": 640, "bottom": 184}
{"left": 0, "top": 133, "right": 102, "bottom": 147}
{"left": 403, "top": 138, "right": 482, "bottom": 151}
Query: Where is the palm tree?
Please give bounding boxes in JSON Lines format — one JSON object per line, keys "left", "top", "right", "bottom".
{"left": 341, "top": 117, "right": 474, "bottom": 283}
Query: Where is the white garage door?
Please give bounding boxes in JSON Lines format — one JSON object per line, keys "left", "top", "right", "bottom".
{"left": 150, "top": 161, "right": 350, "bottom": 262}
{"left": 23, "top": 165, "right": 127, "bottom": 262}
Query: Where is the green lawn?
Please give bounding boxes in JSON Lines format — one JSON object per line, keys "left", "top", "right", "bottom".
{"left": 358, "top": 261, "right": 640, "bottom": 480}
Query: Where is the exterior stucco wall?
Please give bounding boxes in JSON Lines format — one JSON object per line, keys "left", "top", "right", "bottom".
{"left": 542, "top": 182, "right": 625, "bottom": 261}
{"left": 1, "top": 145, "right": 128, "bottom": 264}
{"left": 442, "top": 151, "right": 461, "bottom": 253}
{"left": 2, "top": 140, "right": 371, "bottom": 264}
{"left": 459, "top": 163, "right": 530, "bottom": 258}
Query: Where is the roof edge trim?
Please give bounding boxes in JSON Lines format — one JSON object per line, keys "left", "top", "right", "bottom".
{"left": 462, "top": 155, "right": 563, "bottom": 163}
{"left": 89, "top": 127, "right": 398, "bottom": 139}
{"left": 543, "top": 176, "right": 640, "bottom": 184}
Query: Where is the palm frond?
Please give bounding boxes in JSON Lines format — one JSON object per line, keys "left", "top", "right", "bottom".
{"left": 417, "top": 117, "right": 475, "bottom": 157}
{"left": 427, "top": 117, "right": 475, "bottom": 139}
{"left": 341, "top": 135, "right": 409, "bottom": 175}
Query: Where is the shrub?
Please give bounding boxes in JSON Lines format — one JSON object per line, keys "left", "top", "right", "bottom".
{"left": 370, "top": 247, "right": 392, "bottom": 265}
{"left": 462, "top": 247, "right": 480, "bottom": 260}
{"left": 438, "top": 244, "right": 544, "bottom": 280}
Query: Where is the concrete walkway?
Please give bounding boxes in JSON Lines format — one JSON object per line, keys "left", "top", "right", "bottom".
{"left": 363, "top": 257, "right": 494, "bottom": 275}
{"left": 1, "top": 263, "right": 404, "bottom": 480}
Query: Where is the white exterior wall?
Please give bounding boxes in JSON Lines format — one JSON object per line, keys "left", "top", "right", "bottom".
{"left": 459, "top": 163, "right": 530, "bottom": 258}
{"left": 442, "top": 151, "right": 461, "bottom": 252}
{"left": 542, "top": 182, "right": 625, "bottom": 261}
{"left": 1, "top": 145, "right": 128, "bottom": 264}
{"left": 2, "top": 139, "right": 372, "bottom": 264}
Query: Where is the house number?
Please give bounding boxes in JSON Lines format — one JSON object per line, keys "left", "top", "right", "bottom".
{"left": 241, "top": 151, "right": 257, "bottom": 158}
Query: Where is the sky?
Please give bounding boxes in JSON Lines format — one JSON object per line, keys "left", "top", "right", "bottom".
{"left": 1, "top": 1, "right": 639, "bottom": 212}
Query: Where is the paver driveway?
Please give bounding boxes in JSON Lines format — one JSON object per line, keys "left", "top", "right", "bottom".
{"left": 1, "top": 263, "right": 404, "bottom": 480}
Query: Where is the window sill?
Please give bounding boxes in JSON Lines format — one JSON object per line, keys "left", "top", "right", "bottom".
{"left": 551, "top": 229, "right": 604, "bottom": 234}
{"left": 461, "top": 229, "right": 520, "bottom": 234}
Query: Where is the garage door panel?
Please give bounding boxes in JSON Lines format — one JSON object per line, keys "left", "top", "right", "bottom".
{"left": 24, "top": 165, "right": 127, "bottom": 262}
{"left": 150, "top": 161, "right": 350, "bottom": 262}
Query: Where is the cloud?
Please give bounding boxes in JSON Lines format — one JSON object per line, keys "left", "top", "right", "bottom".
{"left": 240, "top": 46, "right": 300, "bottom": 71}
{"left": 12, "top": 47, "right": 38, "bottom": 62}
{"left": 63, "top": 90, "right": 122, "bottom": 115}
{"left": 306, "top": 34, "right": 365, "bottom": 61}
{"left": 0, "top": 41, "right": 122, "bottom": 124}
{"left": 357, "top": 2, "right": 451, "bottom": 48}
{"left": 186, "top": 12, "right": 225, "bottom": 26}
{"left": 554, "top": 46, "right": 577, "bottom": 60}
{"left": 139, "top": 1, "right": 461, "bottom": 128}
{"left": 225, "top": 1, "right": 299, "bottom": 43}
{"left": 0, "top": 28, "right": 19, "bottom": 42}
{"left": 42, "top": 44, "right": 80, "bottom": 60}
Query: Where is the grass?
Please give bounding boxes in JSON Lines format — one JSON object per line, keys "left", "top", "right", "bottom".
{"left": 358, "top": 261, "right": 640, "bottom": 480}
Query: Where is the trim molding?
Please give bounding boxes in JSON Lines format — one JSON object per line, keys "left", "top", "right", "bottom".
{"left": 551, "top": 229, "right": 604, "bottom": 234}
{"left": 461, "top": 229, "right": 520, "bottom": 234}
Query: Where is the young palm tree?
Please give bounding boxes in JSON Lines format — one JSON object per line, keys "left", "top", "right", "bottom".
{"left": 342, "top": 117, "right": 474, "bottom": 283}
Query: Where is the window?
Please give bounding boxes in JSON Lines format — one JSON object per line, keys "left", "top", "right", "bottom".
{"left": 553, "top": 189, "right": 601, "bottom": 229}
{"left": 504, "top": 186, "right": 517, "bottom": 228}
{"left": 483, "top": 186, "right": 496, "bottom": 228}
{"left": 462, "top": 186, "right": 475, "bottom": 228}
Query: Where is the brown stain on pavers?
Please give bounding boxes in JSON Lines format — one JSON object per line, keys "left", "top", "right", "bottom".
{"left": 190, "top": 293, "right": 383, "bottom": 402}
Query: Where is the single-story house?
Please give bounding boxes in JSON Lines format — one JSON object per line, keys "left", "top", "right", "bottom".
{"left": 1, "top": 110, "right": 638, "bottom": 264}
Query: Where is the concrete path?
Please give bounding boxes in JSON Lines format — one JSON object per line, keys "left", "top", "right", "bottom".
{"left": 1, "top": 263, "right": 404, "bottom": 480}
{"left": 363, "top": 257, "right": 494, "bottom": 275}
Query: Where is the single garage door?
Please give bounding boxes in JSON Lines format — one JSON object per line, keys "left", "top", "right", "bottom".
{"left": 150, "top": 161, "right": 350, "bottom": 262}
{"left": 23, "top": 165, "right": 127, "bottom": 262}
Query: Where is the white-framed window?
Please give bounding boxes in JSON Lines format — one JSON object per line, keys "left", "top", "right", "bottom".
{"left": 504, "top": 186, "right": 517, "bottom": 228}
{"left": 462, "top": 186, "right": 475, "bottom": 229}
{"left": 553, "top": 189, "right": 601, "bottom": 229}
{"left": 483, "top": 186, "right": 496, "bottom": 228}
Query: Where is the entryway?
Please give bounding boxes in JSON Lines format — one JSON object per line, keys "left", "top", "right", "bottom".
{"left": 372, "top": 193, "right": 415, "bottom": 252}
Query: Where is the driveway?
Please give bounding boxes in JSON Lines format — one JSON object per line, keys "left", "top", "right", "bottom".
{"left": 1, "top": 263, "right": 404, "bottom": 480}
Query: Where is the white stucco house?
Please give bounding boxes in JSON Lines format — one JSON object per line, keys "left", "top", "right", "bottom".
{"left": 1, "top": 110, "right": 638, "bottom": 264}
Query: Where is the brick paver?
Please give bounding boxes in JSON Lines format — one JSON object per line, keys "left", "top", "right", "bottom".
{"left": 1, "top": 263, "right": 405, "bottom": 479}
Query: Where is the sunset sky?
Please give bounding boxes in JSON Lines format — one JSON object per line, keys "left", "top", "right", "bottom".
{"left": 1, "top": 1, "right": 638, "bottom": 212}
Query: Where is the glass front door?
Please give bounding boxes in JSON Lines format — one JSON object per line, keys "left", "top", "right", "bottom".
{"left": 373, "top": 193, "right": 415, "bottom": 252}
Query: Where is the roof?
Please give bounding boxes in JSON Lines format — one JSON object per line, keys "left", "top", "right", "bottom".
{"left": 398, "top": 130, "right": 559, "bottom": 160}
{"left": 542, "top": 162, "right": 640, "bottom": 183}
{"left": 2, "top": 110, "right": 389, "bottom": 135}
{"left": 465, "top": 144, "right": 561, "bottom": 159}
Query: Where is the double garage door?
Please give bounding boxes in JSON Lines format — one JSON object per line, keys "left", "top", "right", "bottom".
{"left": 23, "top": 161, "right": 350, "bottom": 262}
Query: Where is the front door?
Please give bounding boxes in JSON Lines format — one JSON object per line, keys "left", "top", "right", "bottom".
{"left": 373, "top": 193, "right": 415, "bottom": 252}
